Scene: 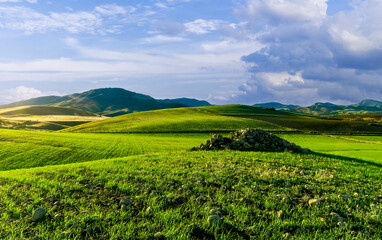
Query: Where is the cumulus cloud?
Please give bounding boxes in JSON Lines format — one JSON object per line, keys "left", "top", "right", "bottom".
{"left": 185, "top": 19, "right": 221, "bottom": 34}
{"left": 230, "top": 0, "right": 382, "bottom": 105}
{"left": 1, "top": 86, "right": 60, "bottom": 103}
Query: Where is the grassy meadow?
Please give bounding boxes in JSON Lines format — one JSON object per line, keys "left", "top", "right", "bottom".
{"left": 0, "top": 105, "right": 105, "bottom": 131}
{"left": 0, "top": 105, "right": 381, "bottom": 239}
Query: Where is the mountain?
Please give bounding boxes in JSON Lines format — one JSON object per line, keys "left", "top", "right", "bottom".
{"left": 0, "top": 88, "right": 186, "bottom": 116}
{"left": 357, "top": 99, "right": 382, "bottom": 107}
{"left": 157, "top": 98, "right": 211, "bottom": 107}
{"left": 283, "top": 100, "right": 382, "bottom": 115}
{"left": 253, "top": 102, "right": 300, "bottom": 109}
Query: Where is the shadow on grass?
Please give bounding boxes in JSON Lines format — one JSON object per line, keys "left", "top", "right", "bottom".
{"left": 311, "top": 151, "right": 382, "bottom": 168}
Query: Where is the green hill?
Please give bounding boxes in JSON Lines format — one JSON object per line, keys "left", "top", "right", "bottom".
{"left": 158, "top": 98, "right": 211, "bottom": 107}
{"left": 0, "top": 106, "right": 105, "bottom": 131}
{"left": 0, "top": 88, "right": 186, "bottom": 116}
{"left": 281, "top": 100, "right": 382, "bottom": 115}
{"left": 0, "top": 105, "right": 97, "bottom": 116}
{"left": 62, "top": 105, "right": 286, "bottom": 133}
{"left": 63, "top": 105, "right": 382, "bottom": 134}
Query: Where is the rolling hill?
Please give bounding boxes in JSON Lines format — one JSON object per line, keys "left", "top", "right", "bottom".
{"left": 258, "top": 99, "right": 382, "bottom": 115}
{"left": 62, "top": 105, "right": 382, "bottom": 134}
{"left": 0, "top": 105, "right": 97, "bottom": 116}
{"left": 0, "top": 105, "right": 105, "bottom": 131}
{"left": 0, "top": 88, "right": 213, "bottom": 117}
{"left": 62, "top": 105, "right": 287, "bottom": 133}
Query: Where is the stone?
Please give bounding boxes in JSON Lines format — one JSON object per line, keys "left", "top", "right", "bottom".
{"left": 121, "top": 204, "right": 128, "bottom": 211}
{"left": 210, "top": 209, "right": 221, "bottom": 215}
{"left": 32, "top": 208, "right": 46, "bottom": 222}
{"left": 191, "top": 128, "right": 309, "bottom": 153}
{"left": 120, "top": 198, "right": 131, "bottom": 206}
{"left": 302, "top": 148, "right": 310, "bottom": 154}
{"left": 208, "top": 215, "right": 222, "bottom": 226}
{"left": 85, "top": 225, "right": 92, "bottom": 234}
{"left": 283, "top": 197, "right": 292, "bottom": 204}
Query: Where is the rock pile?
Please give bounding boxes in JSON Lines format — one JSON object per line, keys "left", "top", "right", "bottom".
{"left": 190, "top": 128, "right": 310, "bottom": 153}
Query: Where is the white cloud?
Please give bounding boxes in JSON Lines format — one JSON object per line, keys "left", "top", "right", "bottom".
{"left": 258, "top": 72, "right": 305, "bottom": 87}
{"left": 0, "top": 4, "right": 139, "bottom": 34}
{"left": 238, "top": 0, "right": 328, "bottom": 27}
{"left": 155, "top": 3, "right": 168, "bottom": 9}
{"left": 95, "top": 4, "right": 133, "bottom": 16}
{"left": 2, "top": 86, "right": 60, "bottom": 103}
{"left": 185, "top": 19, "right": 221, "bottom": 34}
{"left": 229, "top": 0, "right": 382, "bottom": 105}
{"left": 140, "top": 35, "right": 186, "bottom": 44}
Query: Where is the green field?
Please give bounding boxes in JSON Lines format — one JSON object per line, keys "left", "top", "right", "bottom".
{"left": 1, "top": 150, "right": 382, "bottom": 239}
{"left": 279, "top": 134, "right": 382, "bottom": 164}
{"left": 63, "top": 105, "right": 382, "bottom": 134}
{"left": 0, "top": 129, "right": 208, "bottom": 171}
{"left": 0, "top": 105, "right": 105, "bottom": 131}
{"left": 62, "top": 106, "right": 287, "bottom": 133}
{"left": 1, "top": 105, "right": 382, "bottom": 239}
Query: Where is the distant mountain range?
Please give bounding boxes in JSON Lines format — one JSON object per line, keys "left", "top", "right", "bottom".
{"left": 254, "top": 102, "right": 300, "bottom": 109}
{"left": 1, "top": 87, "right": 380, "bottom": 117}
{"left": 0, "top": 88, "right": 212, "bottom": 116}
{"left": 158, "top": 98, "right": 211, "bottom": 107}
{"left": 254, "top": 99, "right": 382, "bottom": 115}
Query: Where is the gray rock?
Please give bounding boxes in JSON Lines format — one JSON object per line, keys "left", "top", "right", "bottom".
{"left": 121, "top": 204, "right": 129, "bottom": 211}
{"left": 120, "top": 198, "right": 131, "bottom": 206}
{"left": 86, "top": 225, "right": 92, "bottom": 234}
{"left": 208, "top": 215, "right": 222, "bottom": 226}
{"left": 32, "top": 208, "right": 46, "bottom": 222}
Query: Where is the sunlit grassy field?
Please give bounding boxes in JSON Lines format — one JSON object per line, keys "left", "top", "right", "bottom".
{"left": 1, "top": 151, "right": 381, "bottom": 239}
{"left": 279, "top": 134, "right": 382, "bottom": 164}
{"left": 0, "top": 129, "right": 209, "bottom": 171}
{"left": 1, "top": 105, "right": 382, "bottom": 239}
{"left": 62, "top": 107, "right": 286, "bottom": 133}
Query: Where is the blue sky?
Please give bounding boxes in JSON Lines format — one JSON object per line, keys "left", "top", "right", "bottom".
{"left": 0, "top": 0, "right": 380, "bottom": 106}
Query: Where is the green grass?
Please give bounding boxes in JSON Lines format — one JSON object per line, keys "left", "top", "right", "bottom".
{"left": 337, "top": 136, "right": 382, "bottom": 144}
{"left": 0, "top": 105, "right": 97, "bottom": 116}
{"left": 63, "top": 107, "right": 286, "bottom": 133}
{"left": 0, "top": 151, "right": 381, "bottom": 239}
{"left": 0, "top": 129, "right": 208, "bottom": 171}
{"left": 63, "top": 105, "right": 382, "bottom": 134}
{"left": 279, "top": 134, "right": 382, "bottom": 164}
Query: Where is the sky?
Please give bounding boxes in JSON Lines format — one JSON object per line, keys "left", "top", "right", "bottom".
{"left": 0, "top": 0, "right": 381, "bottom": 106}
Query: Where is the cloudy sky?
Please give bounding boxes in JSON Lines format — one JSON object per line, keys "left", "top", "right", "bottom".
{"left": 0, "top": 0, "right": 380, "bottom": 106}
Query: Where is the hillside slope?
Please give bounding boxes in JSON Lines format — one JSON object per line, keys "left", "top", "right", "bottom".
{"left": 1, "top": 151, "right": 381, "bottom": 239}
{"left": 0, "top": 88, "right": 186, "bottom": 116}
{"left": 283, "top": 100, "right": 382, "bottom": 115}
{"left": 0, "top": 106, "right": 104, "bottom": 131}
{"left": 0, "top": 105, "right": 97, "bottom": 116}
{"left": 62, "top": 106, "right": 285, "bottom": 133}
{"left": 63, "top": 105, "right": 382, "bottom": 134}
